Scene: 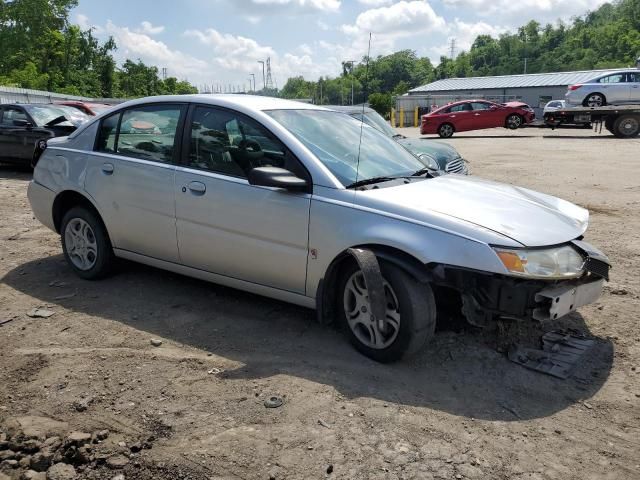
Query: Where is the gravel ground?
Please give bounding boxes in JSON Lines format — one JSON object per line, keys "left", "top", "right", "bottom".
{"left": 1, "top": 125, "right": 639, "bottom": 480}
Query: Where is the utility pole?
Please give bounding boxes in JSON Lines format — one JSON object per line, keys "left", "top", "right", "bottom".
{"left": 161, "top": 67, "right": 167, "bottom": 80}
{"left": 250, "top": 73, "right": 256, "bottom": 92}
{"left": 258, "top": 61, "right": 265, "bottom": 90}
{"left": 524, "top": 57, "right": 528, "bottom": 74}
{"left": 265, "top": 57, "right": 274, "bottom": 90}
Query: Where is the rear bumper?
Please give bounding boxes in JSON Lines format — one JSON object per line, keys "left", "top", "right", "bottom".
{"left": 27, "top": 180, "right": 56, "bottom": 232}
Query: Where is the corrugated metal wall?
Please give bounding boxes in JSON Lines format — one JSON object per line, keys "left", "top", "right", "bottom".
{"left": 0, "top": 86, "right": 120, "bottom": 105}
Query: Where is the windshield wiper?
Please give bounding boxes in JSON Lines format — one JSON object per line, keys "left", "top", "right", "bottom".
{"left": 346, "top": 176, "right": 398, "bottom": 189}
{"left": 411, "top": 167, "right": 436, "bottom": 177}
{"left": 392, "top": 133, "right": 405, "bottom": 139}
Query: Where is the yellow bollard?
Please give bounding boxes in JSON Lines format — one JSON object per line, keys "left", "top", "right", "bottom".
{"left": 399, "top": 108, "right": 404, "bottom": 128}
{"left": 390, "top": 108, "right": 396, "bottom": 128}
{"left": 414, "top": 106, "right": 419, "bottom": 127}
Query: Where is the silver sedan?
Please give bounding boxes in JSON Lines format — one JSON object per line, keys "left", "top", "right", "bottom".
{"left": 28, "top": 95, "right": 610, "bottom": 362}
{"left": 566, "top": 70, "right": 640, "bottom": 107}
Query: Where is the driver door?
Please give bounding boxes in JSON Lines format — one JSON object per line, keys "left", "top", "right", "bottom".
{"left": 174, "top": 104, "right": 311, "bottom": 294}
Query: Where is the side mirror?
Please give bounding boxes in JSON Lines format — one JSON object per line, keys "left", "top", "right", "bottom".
{"left": 489, "top": 105, "right": 498, "bottom": 111}
{"left": 248, "top": 166, "right": 308, "bottom": 192}
{"left": 13, "top": 119, "right": 33, "bottom": 128}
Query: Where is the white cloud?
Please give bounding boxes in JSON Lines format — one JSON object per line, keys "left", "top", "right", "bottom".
{"left": 137, "top": 21, "right": 165, "bottom": 35}
{"left": 76, "top": 13, "right": 91, "bottom": 30}
{"left": 342, "top": 1, "right": 447, "bottom": 37}
{"left": 442, "top": 0, "right": 609, "bottom": 25}
{"left": 357, "top": 0, "right": 392, "bottom": 5}
{"left": 103, "top": 21, "right": 208, "bottom": 79}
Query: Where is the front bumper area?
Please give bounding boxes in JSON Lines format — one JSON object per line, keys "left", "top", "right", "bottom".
{"left": 533, "top": 279, "right": 605, "bottom": 321}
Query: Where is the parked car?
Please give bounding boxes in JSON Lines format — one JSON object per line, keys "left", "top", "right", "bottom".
{"left": 421, "top": 100, "right": 535, "bottom": 138}
{"left": 565, "top": 70, "right": 640, "bottom": 107}
{"left": 329, "top": 105, "right": 467, "bottom": 174}
{"left": 56, "top": 101, "right": 113, "bottom": 116}
{"left": 28, "top": 95, "right": 610, "bottom": 362}
{"left": 0, "top": 103, "right": 80, "bottom": 167}
{"left": 543, "top": 100, "right": 566, "bottom": 115}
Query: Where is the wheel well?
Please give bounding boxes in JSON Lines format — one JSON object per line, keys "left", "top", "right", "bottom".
{"left": 316, "top": 245, "right": 430, "bottom": 325}
{"left": 52, "top": 191, "right": 101, "bottom": 233}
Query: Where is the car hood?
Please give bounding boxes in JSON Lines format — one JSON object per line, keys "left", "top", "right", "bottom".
{"left": 396, "top": 138, "right": 460, "bottom": 166}
{"left": 358, "top": 175, "right": 589, "bottom": 247}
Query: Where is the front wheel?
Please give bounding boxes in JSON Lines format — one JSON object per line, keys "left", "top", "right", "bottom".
{"left": 438, "top": 123, "right": 454, "bottom": 138}
{"left": 338, "top": 260, "right": 436, "bottom": 363}
{"left": 61, "top": 206, "right": 114, "bottom": 280}
{"left": 506, "top": 114, "right": 523, "bottom": 129}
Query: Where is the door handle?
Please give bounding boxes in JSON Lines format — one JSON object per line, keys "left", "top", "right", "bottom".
{"left": 187, "top": 181, "right": 206, "bottom": 195}
{"left": 474, "top": 113, "right": 481, "bottom": 116}
{"left": 101, "top": 163, "right": 114, "bottom": 175}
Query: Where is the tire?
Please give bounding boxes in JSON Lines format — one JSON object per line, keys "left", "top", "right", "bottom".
{"left": 60, "top": 206, "right": 114, "bottom": 280}
{"left": 611, "top": 114, "right": 640, "bottom": 138}
{"left": 506, "top": 114, "right": 523, "bottom": 130}
{"left": 337, "top": 259, "right": 436, "bottom": 363}
{"left": 583, "top": 93, "right": 606, "bottom": 108}
{"left": 438, "top": 123, "right": 454, "bottom": 138}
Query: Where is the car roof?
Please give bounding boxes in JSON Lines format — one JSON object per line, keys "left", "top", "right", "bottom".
{"left": 114, "top": 94, "right": 330, "bottom": 112}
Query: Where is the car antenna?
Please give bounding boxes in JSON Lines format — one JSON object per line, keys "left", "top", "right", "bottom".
{"left": 354, "top": 32, "right": 372, "bottom": 187}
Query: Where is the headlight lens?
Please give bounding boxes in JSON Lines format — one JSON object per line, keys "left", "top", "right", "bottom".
{"left": 493, "top": 245, "right": 585, "bottom": 279}
{"left": 418, "top": 153, "right": 439, "bottom": 170}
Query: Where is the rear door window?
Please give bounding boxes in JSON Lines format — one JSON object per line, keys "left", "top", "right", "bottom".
{"left": 448, "top": 103, "right": 471, "bottom": 113}
{"left": 95, "top": 105, "right": 185, "bottom": 163}
{"left": 598, "top": 74, "right": 625, "bottom": 84}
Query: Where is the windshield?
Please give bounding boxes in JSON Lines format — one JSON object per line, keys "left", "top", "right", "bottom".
{"left": 54, "top": 106, "right": 90, "bottom": 126}
{"left": 23, "top": 105, "right": 74, "bottom": 127}
{"left": 267, "top": 109, "right": 424, "bottom": 187}
{"left": 349, "top": 111, "right": 397, "bottom": 138}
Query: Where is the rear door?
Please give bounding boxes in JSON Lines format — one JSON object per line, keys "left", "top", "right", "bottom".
{"left": 174, "top": 104, "right": 311, "bottom": 294}
{"left": 597, "top": 73, "right": 629, "bottom": 104}
{"left": 85, "top": 103, "right": 186, "bottom": 263}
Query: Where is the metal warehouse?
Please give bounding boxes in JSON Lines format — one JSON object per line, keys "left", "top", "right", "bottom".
{"left": 393, "top": 68, "right": 619, "bottom": 126}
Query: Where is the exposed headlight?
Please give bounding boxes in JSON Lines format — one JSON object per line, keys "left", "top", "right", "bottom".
{"left": 493, "top": 245, "right": 585, "bottom": 279}
{"left": 418, "top": 153, "right": 439, "bottom": 171}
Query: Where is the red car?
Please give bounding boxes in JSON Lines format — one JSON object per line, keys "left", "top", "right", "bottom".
{"left": 421, "top": 100, "right": 535, "bottom": 138}
{"left": 56, "top": 101, "right": 113, "bottom": 116}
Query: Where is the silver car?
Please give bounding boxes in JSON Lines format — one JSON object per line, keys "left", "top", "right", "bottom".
{"left": 28, "top": 95, "right": 610, "bottom": 362}
{"left": 566, "top": 70, "right": 640, "bottom": 107}
{"left": 543, "top": 100, "right": 565, "bottom": 115}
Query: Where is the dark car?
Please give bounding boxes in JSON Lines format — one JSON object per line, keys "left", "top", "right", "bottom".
{"left": 328, "top": 105, "right": 468, "bottom": 174}
{"left": 421, "top": 100, "right": 535, "bottom": 138}
{"left": 0, "top": 104, "right": 80, "bottom": 167}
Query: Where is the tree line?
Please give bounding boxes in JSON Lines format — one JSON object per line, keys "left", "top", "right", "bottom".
{"left": 0, "top": 0, "right": 197, "bottom": 97}
{"left": 280, "top": 0, "right": 640, "bottom": 114}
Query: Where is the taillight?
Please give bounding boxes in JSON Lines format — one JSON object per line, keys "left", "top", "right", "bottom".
{"left": 568, "top": 84, "right": 582, "bottom": 91}
{"left": 421, "top": 116, "right": 427, "bottom": 124}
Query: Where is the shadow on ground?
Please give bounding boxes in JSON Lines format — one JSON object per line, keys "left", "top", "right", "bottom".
{"left": 2, "top": 254, "right": 613, "bottom": 422}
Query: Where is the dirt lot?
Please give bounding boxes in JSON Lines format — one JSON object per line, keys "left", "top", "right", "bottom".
{"left": 1, "top": 126, "right": 639, "bottom": 480}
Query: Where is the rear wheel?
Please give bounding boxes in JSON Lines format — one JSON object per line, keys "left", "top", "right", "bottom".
{"left": 438, "top": 123, "right": 454, "bottom": 138}
{"left": 337, "top": 260, "right": 436, "bottom": 363}
{"left": 506, "top": 114, "right": 523, "bottom": 129}
{"left": 612, "top": 114, "right": 640, "bottom": 138}
{"left": 583, "top": 93, "right": 606, "bottom": 107}
{"left": 61, "top": 206, "right": 114, "bottom": 280}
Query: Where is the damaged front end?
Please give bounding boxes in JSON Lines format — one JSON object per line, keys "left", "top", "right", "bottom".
{"left": 429, "top": 240, "right": 610, "bottom": 326}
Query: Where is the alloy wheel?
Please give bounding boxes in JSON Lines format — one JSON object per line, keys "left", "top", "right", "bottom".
{"left": 586, "top": 94, "right": 604, "bottom": 107}
{"left": 64, "top": 218, "right": 98, "bottom": 271}
{"left": 342, "top": 271, "right": 401, "bottom": 349}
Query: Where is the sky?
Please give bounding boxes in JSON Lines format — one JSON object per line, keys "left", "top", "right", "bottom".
{"left": 72, "top": 0, "right": 609, "bottom": 91}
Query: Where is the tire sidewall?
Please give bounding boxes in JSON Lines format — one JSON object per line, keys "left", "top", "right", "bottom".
{"left": 60, "top": 206, "right": 113, "bottom": 280}
{"left": 337, "top": 260, "right": 435, "bottom": 363}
